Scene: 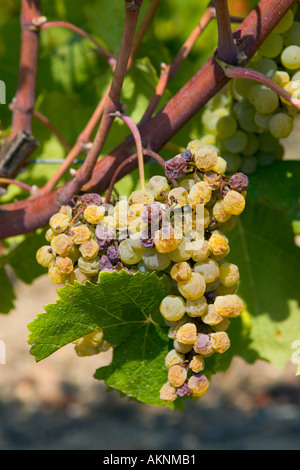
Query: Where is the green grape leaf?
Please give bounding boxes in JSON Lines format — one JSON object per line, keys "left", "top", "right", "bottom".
{"left": 0, "top": 267, "right": 16, "bottom": 314}
{"left": 247, "top": 160, "right": 300, "bottom": 234}
{"left": 27, "top": 271, "right": 184, "bottom": 408}
{"left": 227, "top": 200, "right": 300, "bottom": 369}
{"left": 0, "top": 230, "right": 48, "bottom": 285}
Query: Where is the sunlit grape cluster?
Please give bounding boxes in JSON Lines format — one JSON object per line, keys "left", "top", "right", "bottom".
{"left": 200, "top": 4, "right": 300, "bottom": 176}
{"left": 36, "top": 140, "right": 248, "bottom": 402}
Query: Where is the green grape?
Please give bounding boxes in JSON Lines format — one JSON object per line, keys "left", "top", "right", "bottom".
{"left": 78, "top": 256, "right": 100, "bottom": 276}
{"left": 269, "top": 113, "right": 294, "bottom": 138}
{"left": 252, "top": 58, "right": 278, "bottom": 78}
{"left": 273, "top": 9, "right": 294, "bottom": 33}
{"left": 240, "top": 156, "right": 258, "bottom": 175}
{"left": 142, "top": 247, "right": 171, "bottom": 271}
{"left": 292, "top": 70, "right": 300, "bottom": 81}
{"left": 201, "top": 108, "right": 221, "bottom": 133}
{"left": 243, "top": 133, "right": 259, "bottom": 156}
{"left": 36, "top": 246, "right": 56, "bottom": 268}
{"left": 283, "top": 21, "right": 300, "bottom": 47}
{"left": 238, "top": 106, "right": 259, "bottom": 133}
{"left": 259, "top": 32, "right": 283, "bottom": 58}
{"left": 258, "top": 131, "right": 281, "bottom": 153}
{"left": 248, "top": 84, "right": 279, "bottom": 114}
{"left": 254, "top": 111, "right": 273, "bottom": 130}
{"left": 224, "top": 130, "right": 248, "bottom": 153}
{"left": 222, "top": 153, "right": 242, "bottom": 172}
{"left": 216, "top": 115, "right": 237, "bottom": 139}
{"left": 281, "top": 45, "right": 300, "bottom": 70}
{"left": 234, "top": 78, "right": 255, "bottom": 98}
{"left": 256, "top": 152, "right": 275, "bottom": 167}
{"left": 198, "top": 134, "right": 217, "bottom": 147}
{"left": 159, "top": 295, "right": 186, "bottom": 322}
{"left": 234, "top": 98, "right": 253, "bottom": 118}
{"left": 272, "top": 70, "right": 290, "bottom": 88}
{"left": 207, "top": 92, "right": 229, "bottom": 110}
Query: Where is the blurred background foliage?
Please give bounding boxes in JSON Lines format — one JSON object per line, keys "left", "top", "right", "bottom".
{"left": 0, "top": 0, "right": 299, "bottom": 395}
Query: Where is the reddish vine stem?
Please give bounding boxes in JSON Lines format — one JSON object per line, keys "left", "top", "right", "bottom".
{"left": 0, "top": 178, "right": 32, "bottom": 193}
{"left": 41, "top": 21, "right": 116, "bottom": 69}
{"left": 0, "top": 0, "right": 297, "bottom": 238}
{"left": 140, "top": 4, "right": 215, "bottom": 124}
{"left": 214, "top": 0, "right": 238, "bottom": 64}
{"left": 10, "top": 0, "right": 41, "bottom": 141}
{"left": 219, "top": 61, "right": 300, "bottom": 110}
{"left": 110, "top": 112, "right": 145, "bottom": 190}
{"left": 58, "top": 0, "right": 144, "bottom": 206}
{"left": 127, "top": 0, "right": 161, "bottom": 69}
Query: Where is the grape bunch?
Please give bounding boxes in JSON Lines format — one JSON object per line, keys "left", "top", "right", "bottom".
{"left": 36, "top": 141, "right": 248, "bottom": 402}
{"left": 199, "top": 3, "right": 300, "bottom": 176}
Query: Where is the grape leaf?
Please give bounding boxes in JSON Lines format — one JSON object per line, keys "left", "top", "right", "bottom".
{"left": 247, "top": 160, "right": 300, "bottom": 234}
{"left": 227, "top": 200, "right": 300, "bottom": 369}
{"left": 0, "top": 267, "right": 16, "bottom": 314}
{"left": 27, "top": 271, "right": 185, "bottom": 408}
{"left": 0, "top": 230, "right": 48, "bottom": 285}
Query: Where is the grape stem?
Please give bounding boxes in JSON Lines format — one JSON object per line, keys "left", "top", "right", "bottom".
{"left": 217, "top": 60, "right": 300, "bottom": 111}
{"left": 140, "top": 3, "right": 215, "bottom": 124}
{"left": 214, "top": 0, "right": 237, "bottom": 64}
{"left": 0, "top": 178, "right": 33, "bottom": 194}
{"left": 109, "top": 112, "right": 145, "bottom": 190}
{"left": 9, "top": 0, "right": 41, "bottom": 141}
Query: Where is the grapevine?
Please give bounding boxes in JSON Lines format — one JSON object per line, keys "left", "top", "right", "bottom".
{"left": 0, "top": 0, "right": 299, "bottom": 412}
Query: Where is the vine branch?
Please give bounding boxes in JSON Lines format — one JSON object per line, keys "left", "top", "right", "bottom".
{"left": 9, "top": 0, "right": 41, "bottom": 141}
{"left": 0, "top": 0, "right": 297, "bottom": 238}
{"left": 214, "top": 0, "right": 238, "bottom": 64}
{"left": 218, "top": 61, "right": 300, "bottom": 110}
